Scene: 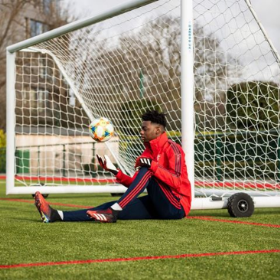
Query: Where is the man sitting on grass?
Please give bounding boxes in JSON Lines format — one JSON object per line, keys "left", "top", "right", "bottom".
{"left": 35, "top": 110, "right": 192, "bottom": 223}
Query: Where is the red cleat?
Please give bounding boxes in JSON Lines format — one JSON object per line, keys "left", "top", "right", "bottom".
{"left": 34, "top": 191, "right": 58, "bottom": 223}
{"left": 87, "top": 208, "right": 117, "bottom": 223}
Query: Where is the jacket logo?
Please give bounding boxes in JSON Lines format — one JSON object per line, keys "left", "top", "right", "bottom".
{"left": 157, "top": 154, "right": 161, "bottom": 161}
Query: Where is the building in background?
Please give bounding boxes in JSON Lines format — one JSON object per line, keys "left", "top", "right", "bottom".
{"left": 0, "top": 0, "right": 81, "bottom": 175}
{"left": 0, "top": 0, "right": 69, "bottom": 131}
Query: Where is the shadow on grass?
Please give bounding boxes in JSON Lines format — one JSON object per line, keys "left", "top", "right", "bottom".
{"left": 189, "top": 207, "right": 280, "bottom": 218}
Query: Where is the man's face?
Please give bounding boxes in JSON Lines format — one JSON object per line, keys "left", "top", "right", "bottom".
{"left": 140, "top": 121, "right": 161, "bottom": 143}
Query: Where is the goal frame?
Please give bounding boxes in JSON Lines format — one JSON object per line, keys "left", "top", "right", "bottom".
{"left": 6, "top": 0, "right": 280, "bottom": 210}
{"left": 6, "top": 0, "right": 164, "bottom": 196}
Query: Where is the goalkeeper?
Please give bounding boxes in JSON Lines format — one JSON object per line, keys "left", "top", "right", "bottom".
{"left": 35, "top": 110, "right": 192, "bottom": 223}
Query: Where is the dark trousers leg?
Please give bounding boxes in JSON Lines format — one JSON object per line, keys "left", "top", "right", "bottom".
{"left": 63, "top": 168, "right": 153, "bottom": 221}
{"left": 62, "top": 196, "right": 157, "bottom": 221}
{"left": 117, "top": 167, "right": 152, "bottom": 209}
{"left": 63, "top": 201, "right": 116, "bottom": 222}
{"left": 62, "top": 168, "right": 184, "bottom": 221}
{"left": 117, "top": 167, "right": 185, "bottom": 219}
{"left": 147, "top": 180, "right": 185, "bottom": 219}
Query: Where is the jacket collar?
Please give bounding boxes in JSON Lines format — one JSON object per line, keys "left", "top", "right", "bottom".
{"left": 144, "top": 132, "right": 168, "bottom": 155}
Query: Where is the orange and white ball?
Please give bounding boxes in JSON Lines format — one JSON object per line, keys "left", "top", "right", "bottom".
{"left": 89, "top": 117, "right": 114, "bottom": 142}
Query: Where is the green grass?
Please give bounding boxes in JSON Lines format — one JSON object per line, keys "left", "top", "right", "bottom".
{"left": 0, "top": 179, "right": 279, "bottom": 279}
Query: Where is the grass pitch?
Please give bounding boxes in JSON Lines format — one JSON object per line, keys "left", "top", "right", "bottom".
{"left": 0, "top": 179, "right": 279, "bottom": 279}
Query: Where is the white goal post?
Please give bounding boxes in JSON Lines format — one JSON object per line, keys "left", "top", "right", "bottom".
{"left": 6, "top": 0, "right": 280, "bottom": 210}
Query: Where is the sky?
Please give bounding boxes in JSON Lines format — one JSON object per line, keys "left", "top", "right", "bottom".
{"left": 251, "top": 0, "right": 280, "bottom": 56}
{"left": 66, "top": 0, "right": 280, "bottom": 56}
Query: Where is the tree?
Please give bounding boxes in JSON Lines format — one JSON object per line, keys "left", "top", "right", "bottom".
{"left": 226, "top": 81, "right": 279, "bottom": 131}
{"left": 0, "top": 129, "right": 6, "bottom": 172}
{"left": 0, "top": 0, "right": 75, "bottom": 131}
{"left": 121, "top": 100, "right": 162, "bottom": 136}
{"left": 0, "top": 0, "right": 31, "bottom": 130}
{"left": 85, "top": 15, "right": 237, "bottom": 132}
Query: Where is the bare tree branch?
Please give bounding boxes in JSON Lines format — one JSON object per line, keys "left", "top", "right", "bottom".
{"left": 0, "top": 0, "right": 76, "bottom": 131}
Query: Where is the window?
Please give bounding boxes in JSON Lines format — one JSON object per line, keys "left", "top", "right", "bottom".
{"left": 30, "top": 19, "right": 49, "bottom": 37}
{"left": 39, "top": 58, "right": 47, "bottom": 78}
{"left": 69, "top": 89, "right": 76, "bottom": 107}
{"left": 37, "top": 90, "right": 49, "bottom": 110}
{"left": 21, "top": 89, "right": 29, "bottom": 105}
{"left": 43, "top": 0, "right": 52, "bottom": 14}
{"left": 55, "top": 0, "right": 61, "bottom": 14}
{"left": 27, "top": 89, "right": 36, "bottom": 108}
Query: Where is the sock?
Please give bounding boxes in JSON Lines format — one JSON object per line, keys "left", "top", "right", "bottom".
{"left": 50, "top": 208, "right": 62, "bottom": 222}
{"left": 57, "top": 210, "right": 64, "bottom": 221}
{"left": 111, "top": 203, "right": 122, "bottom": 211}
{"left": 110, "top": 203, "right": 122, "bottom": 220}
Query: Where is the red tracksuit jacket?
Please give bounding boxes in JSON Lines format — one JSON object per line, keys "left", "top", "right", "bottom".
{"left": 116, "top": 132, "right": 192, "bottom": 215}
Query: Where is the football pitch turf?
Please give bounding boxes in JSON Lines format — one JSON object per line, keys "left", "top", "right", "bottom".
{"left": 0, "top": 179, "right": 279, "bottom": 279}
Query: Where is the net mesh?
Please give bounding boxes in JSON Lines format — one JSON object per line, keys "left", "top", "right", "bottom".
{"left": 13, "top": 0, "right": 279, "bottom": 194}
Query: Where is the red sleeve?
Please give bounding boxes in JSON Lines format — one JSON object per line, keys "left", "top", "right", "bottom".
{"left": 116, "top": 148, "right": 149, "bottom": 188}
{"left": 115, "top": 170, "right": 138, "bottom": 188}
{"left": 150, "top": 144, "right": 183, "bottom": 192}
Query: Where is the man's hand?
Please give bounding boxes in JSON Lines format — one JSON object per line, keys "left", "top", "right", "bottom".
{"left": 96, "top": 155, "right": 118, "bottom": 175}
{"left": 135, "top": 157, "right": 152, "bottom": 169}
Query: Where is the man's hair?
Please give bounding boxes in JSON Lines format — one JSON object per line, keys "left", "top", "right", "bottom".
{"left": 142, "top": 110, "right": 166, "bottom": 128}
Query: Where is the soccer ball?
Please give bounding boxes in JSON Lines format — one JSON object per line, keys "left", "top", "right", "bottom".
{"left": 89, "top": 117, "right": 114, "bottom": 142}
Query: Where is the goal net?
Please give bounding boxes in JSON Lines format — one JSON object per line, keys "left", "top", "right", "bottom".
{"left": 6, "top": 0, "right": 280, "bottom": 207}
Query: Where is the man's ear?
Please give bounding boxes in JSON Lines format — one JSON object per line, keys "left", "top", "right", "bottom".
{"left": 155, "top": 125, "right": 161, "bottom": 135}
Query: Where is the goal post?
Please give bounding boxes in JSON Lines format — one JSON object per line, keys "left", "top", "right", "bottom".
{"left": 6, "top": 0, "right": 158, "bottom": 195}
{"left": 6, "top": 0, "right": 280, "bottom": 210}
{"left": 6, "top": 51, "right": 16, "bottom": 195}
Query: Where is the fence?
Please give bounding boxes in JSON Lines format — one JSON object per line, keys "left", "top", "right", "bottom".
{"left": 1, "top": 131, "right": 279, "bottom": 182}
{"left": 194, "top": 130, "right": 280, "bottom": 182}
{"left": 0, "top": 148, "right": 5, "bottom": 173}
{"left": 13, "top": 141, "right": 118, "bottom": 178}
